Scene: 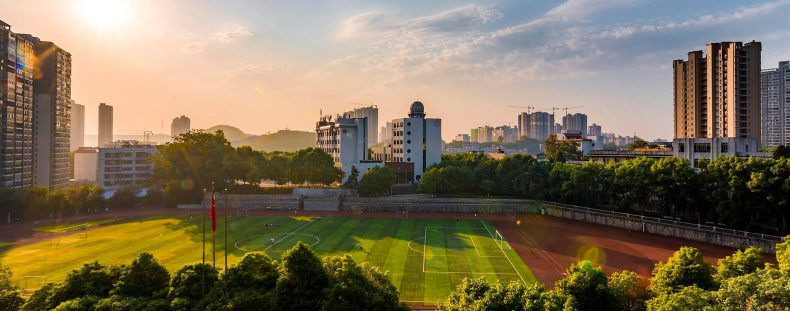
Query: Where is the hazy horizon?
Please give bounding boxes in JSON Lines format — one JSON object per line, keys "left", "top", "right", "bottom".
{"left": 3, "top": 0, "right": 789, "bottom": 141}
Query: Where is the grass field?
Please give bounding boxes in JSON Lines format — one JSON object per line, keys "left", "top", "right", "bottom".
{"left": 32, "top": 219, "right": 120, "bottom": 233}
{"left": 0, "top": 215, "right": 536, "bottom": 303}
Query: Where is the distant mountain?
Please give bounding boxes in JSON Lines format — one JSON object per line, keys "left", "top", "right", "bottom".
{"left": 234, "top": 130, "right": 316, "bottom": 152}
{"left": 206, "top": 125, "right": 251, "bottom": 142}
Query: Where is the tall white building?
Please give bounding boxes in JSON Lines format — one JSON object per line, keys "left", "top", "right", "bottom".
{"left": 388, "top": 102, "right": 442, "bottom": 181}
{"left": 344, "top": 106, "right": 378, "bottom": 146}
{"left": 316, "top": 115, "right": 380, "bottom": 182}
{"left": 761, "top": 61, "right": 790, "bottom": 148}
{"left": 380, "top": 121, "right": 393, "bottom": 142}
{"left": 70, "top": 101, "right": 85, "bottom": 152}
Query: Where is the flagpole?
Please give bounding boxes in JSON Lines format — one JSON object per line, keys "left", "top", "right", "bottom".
{"left": 201, "top": 187, "right": 206, "bottom": 297}
{"left": 212, "top": 183, "right": 216, "bottom": 269}
{"left": 224, "top": 188, "right": 229, "bottom": 272}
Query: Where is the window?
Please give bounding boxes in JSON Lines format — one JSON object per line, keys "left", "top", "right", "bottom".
{"left": 693, "top": 143, "right": 711, "bottom": 153}
{"left": 406, "top": 131, "right": 411, "bottom": 135}
{"left": 407, "top": 149, "right": 411, "bottom": 153}
{"left": 678, "top": 143, "right": 684, "bottom": 153}
{"left": 720, "top": 142, "right": 728, "bottom": 153}
{"left": 406, "top": 122, "right": 411, "bottom": 126}
{"left": 407, "top": 158, "right": 411, "bottom": 162}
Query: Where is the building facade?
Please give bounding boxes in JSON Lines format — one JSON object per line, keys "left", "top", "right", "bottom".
{"left": 561, "top": 113, "right": 588, "bottom": 136}
{"left": 72, "top": 147, "right": 98, "bottom": 182}
{"left": 97, "top": 141, "right": 156, "bottom": 190}
{"left": 387, "top": 102, "right": 441, "bottom": 181}
{"left": 673, "top": 137, "right": 769, "bottom": 168}
{"left": 761, "top": 61, "right": 790, "bottom": 148}
{"left": 170, "top": 115, "right": 190, "bottom": 138}
{"left": 453, "top": 133, "right": 470, "bottom": 143}
{"left": 588, "top": 123, "right": 602, "bottom": 137}
{"left": 673, "top": 41, "right": 762, "bottom": 145}
{"left": 518, "top": 111, "right": 554, "bottom": 142}
{"left": 70, "top": 100, "right": 84, "bottom": 152}
{"left": 493, "top": 125, "right": 517, "bottom": 143}
{"left": 31, "top": 39, "right": 72, "bottom": 189}
{"left": 343, "top": 106, "right": 378, "bottom": 146}
{"left": 0, "top": 20, "right": 35, "bottom": 188}
{"left": 316, "top": 115, "right": 381, "bottom": 182}
{"left": 98, "top": 102, "right": 113, "bottom": 147}
{"left": 379, "top": 121, "right": 393, "bottom": 142}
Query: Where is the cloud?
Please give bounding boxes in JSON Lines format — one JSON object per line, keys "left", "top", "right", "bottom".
{"left": 213, "top": 24, "right": 253, "bottom": 42}
{"left": 220, "top": 63, "right": 272, "bottom": 79}
{"left": 180, "top": 41, "right": 206, "bottom": 54}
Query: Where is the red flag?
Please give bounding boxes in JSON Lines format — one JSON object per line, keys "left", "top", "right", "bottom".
{"left": 210, "top": 190, "right": 217, "bottom": 233}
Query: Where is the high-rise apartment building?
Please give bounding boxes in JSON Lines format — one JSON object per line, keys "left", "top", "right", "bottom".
{"left": 98, "top": 103, "right": 113, "bottom": 147}
{"left": 493, "top": 125, "right": 518, "bottom": 143}
{"left": 343, "top": 106, "right": 378, "bottom": 145}
{"left": 673, "top": 41, "right": 761, "bottom": 144}
{"left": 588, "top": 123, "right": 602, "bottom": 137}
{"left": 379, "top": 121, "right": 393, "bottom": 142}
{"left": 562, "top": 113, "right": 588, "bottom": 136}
{"left": 470, "top": 128, "right": 479, "bottom": 143}
{"left": 170, "top": 115, "right": 190, "bottom": 138}
{"left": 518, "top": 111, "right": 554, "bottom": 142}
{"left": 70, "top": 100, "right": 84, "bottom": 152}
{"left": 0, "top": 20, "right": 35, "bottom": 188}
{"left": 761, "top": 61, "right": 790, "bottom": 148}
{"left": 31, "top": 38, "right": 72, "bottom": 189}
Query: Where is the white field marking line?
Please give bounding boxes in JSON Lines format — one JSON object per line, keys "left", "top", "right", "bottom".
{"left": 468, "top": 236, "right": 504, "bottom": 258}
{"left": 263, "top": 218, "right": 320, "bottom": 252}
{"left": 423, "top": 226, "right": 489, "bottom": 230}
{"left": 236, "top": 233, "right": 320, "bottom": 252}
{"left": 422, "top": 226, "right": 427, "bottom": 272}
{"left": 147, "top": 232, "right": 164, "bottom": 241}
{"left": 517, "top": 231, "right": 563, "bottom": 274}
{"left": 480, "top": 220, "right": 525, "bottom": 284}
{"left": 408, "top": 237, "right": 425, "bottom": 253}
{"left": 424, "top": 271, "right": 519, "bottom": 275}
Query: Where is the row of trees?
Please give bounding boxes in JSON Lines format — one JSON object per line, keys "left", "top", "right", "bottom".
{"left": 440, "top": 237, "right": 790, "bottom": 310}
{"left": 0, "top": 184, "right": 159, "bottom": 223}
{"left": 150, "top": 130, "right": 342, "bottom": 205}
{"left": 418, "top": 154, "right": 790, "bottom": 234}
{"left": 4, "top": 242, "right": 406, "bottom": 311}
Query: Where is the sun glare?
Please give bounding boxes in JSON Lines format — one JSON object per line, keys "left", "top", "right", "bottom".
{"left": 78, "top": 0, "right": 131, "bottom": 29}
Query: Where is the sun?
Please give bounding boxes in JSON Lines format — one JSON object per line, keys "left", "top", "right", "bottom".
{"left": 78, "top": 0, "right": 131, "bottom": 29}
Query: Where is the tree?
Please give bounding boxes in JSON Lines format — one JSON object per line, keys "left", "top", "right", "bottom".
{"left": 612, "top": 157, "right": 656, "bottom": 214}
{"left": 628, "top": 139, "right": 650, "bottom": 151}
{"left": 544, "top": 135, "right": 582, "bottom": 163}
{"left": 646, "top": 286, "right": 714, "bottom": 311}
{"left": 321, "top": 255, "right": 407, "bottom": 311}
{"left": 359, "top": 166, "right": 395, "bottom": 196}
{"left": 112, "top": 253, "right": 170, "bottom": 298}
{"left": 200, "top": 252, "right": 279, "bottom": 310}
{"left": 777, "top": 236, "right": 790, "bottom": 275}
{"left": 439, "top": 278, "right": 545, "bottom": 311}
{"left": 715, "top": 246, "right": 765, "bottom": 281}
{"left": 289, "top": 148, "right": 342, "bottom": 186}
{"left": 650, "top": 247, "right": 716, "bottom": 294}
{"left": 418, "top": 166, "right": 475, "bottom": 194}
{"left": 773, "top": 145, "right": 790, "bottom": 159}
{"left": 547, "top": 261, "right": 613, "bottom": 310}
{"left": 608, "top": 270, "right": 650, "bottom": 311}
{"left": 651, "top": 157, "right": 696, "bottom": 218}
{"left": 150, "top": 130, "right": 236, "bottom": 204}
{"left": 342, "top": 166, "right": 360, "bottom": 189}
{"left": 275, "top": 242, "right": 329, "bottom": 311}
{"left": 0, "top": 263, "right": 23, "bottom": 311}
{"left": 107, "top": 185, "right": 141, "bottom": 209}
{"left": 715, "top": 267, "right": 790, "bottom": 310}
{"left": 168, "top": 264, "right": 218, "bottom": 311}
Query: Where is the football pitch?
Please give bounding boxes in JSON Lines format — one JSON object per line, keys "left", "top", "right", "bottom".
{"left": 0, "top": 215, "right": 536, "bottom": 303}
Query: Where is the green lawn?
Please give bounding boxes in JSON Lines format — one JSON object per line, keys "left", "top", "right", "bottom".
{"left": 33, "top": 219, "right": 120, "bottom": 233}
{"left": 1, "top": 216, "right": 536, "bottom": 304}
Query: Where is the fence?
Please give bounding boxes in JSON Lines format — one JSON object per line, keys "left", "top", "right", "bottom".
{"left": 539, "top": 201, "right": 782, "bottom": 253}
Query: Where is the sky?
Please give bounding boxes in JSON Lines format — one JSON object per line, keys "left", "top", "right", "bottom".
{"left": 2, "top": 0, "right": 789, "bottom": 141}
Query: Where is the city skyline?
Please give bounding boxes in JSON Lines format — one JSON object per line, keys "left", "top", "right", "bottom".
{"left": 1, "top": 0, "right": 788, "bottom": 141}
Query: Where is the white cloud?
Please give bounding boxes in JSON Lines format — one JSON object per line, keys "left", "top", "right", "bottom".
{"left": 213, "top": 24, "right": 253, "bottom": 43}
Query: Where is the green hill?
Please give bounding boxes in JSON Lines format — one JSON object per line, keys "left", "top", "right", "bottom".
{"left": 234, "top": 130, "right": 315, "bottom": 152}
{"left": 206, "top": 125, "right": 251, "bottom": 142}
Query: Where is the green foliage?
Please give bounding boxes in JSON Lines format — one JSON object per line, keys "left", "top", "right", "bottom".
{"left": 321, "top": 255, "right": 407, "bottom": 311}
{"left": 0, "top": 263, "right": 23, "bottom": 311}
{"left": 715, "top": 267, "right": 790, "bottom": 310}
{"left": 773, "top": 145, "right": 790, "bottom": 159}
{"left": 289, "top": 148, "right": 342, "bottom": 186}
{"left": 715, "top": 246, "right": 765, "bottom": 281}
{"left": 112, "top": 253, "right": 170, "bottom": 298}
{"left": 646, "top": 286, "right": 714, "bottom": 311}
{"left": 275, "top": 242, "right": 329, "bottom": 311}
{"left": 342, "top": 166, "right": 360, "bottom": 189}
{"left": 544, "top": 135, "right": 582, "bottom": 163}
{"left": 650, "top": 247, "right": 716, "bottom": 294}
{"left": 628, "top": 139, "right": 650, "bottom": 151}
{"left": 168, "top": 263, "right": 218, "bottom": 310}
{"left": 359, "top": 166, "right": 395, "bottom": 196}
{"left": 418, "top": 166, "right": 475, "bottom": 194}
{"left": 438, "top": 278, "right": 546, "bottom": 311}
{"left": 608, "top": 271, "right": 650, "bottom": 311}
{"left": 549, "top": 260, "right": 613, "bottom": 310}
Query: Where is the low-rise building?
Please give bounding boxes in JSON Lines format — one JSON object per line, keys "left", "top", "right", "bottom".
{"left": 97, "top": 141, "right": 156, "bottom": 190}
{"left": 673, "top": 137, "right": 770, "bottom": 168}
{"left": 556, "top": 131, "right": 602, "bottom": 156}
{"left": 72, "top": 147, "right": 98, "bottom": 182}
{"left": 588, "top": 150, "right": 673, "bottom": 164}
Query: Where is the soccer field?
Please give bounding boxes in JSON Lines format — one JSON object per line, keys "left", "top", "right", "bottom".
{"left": 0, "top": 215, "right": 536, "bottom": 304}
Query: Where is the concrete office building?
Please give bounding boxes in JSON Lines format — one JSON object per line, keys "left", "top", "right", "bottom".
{"left": 316, "top": 114, "right": 380, "bottom": 182}
{"left": 98, "top": 140, "right": 156, "bottom": 190}
{"left": 70, "top": 100, "right": 84, "bottom": 151}
{"left": 170, "top": 115, "right": 190, "bottom": 138}
{"left": 98, "top": 103, "right": 113, "bottom": 147}
{"left": 386, "top": 102, "right": 442, "bottom": 182}
{"left": 761, "top": 61, "right": 790, "bottom": 148}
{"left": 72, "top": 147, "right": 98, "bottom": 182}
{"left": 379, "top": 121, "right": 393, "bottom": 142}
{"left": 673, "top": 41, "right": 761, "bottom": 144}
{"left": 562, "top": 113, "right": 588, "bottom": 136}
{"left": 588, "top": 123, "right": 602, "bottom": 137}
{"left": 518, "top": 111, "right": 554, "bottom": 142}
{"left": 343, "top": 105, "right": 378, "bottom": 146}
{"left": 673, "top": 137, "right": 769, "bottom": 168}
{"left": 31, "top": 38, "right": 72, "bottom": 189}
{"left": 0, "top": 20, "right": 35, "bottom": 188}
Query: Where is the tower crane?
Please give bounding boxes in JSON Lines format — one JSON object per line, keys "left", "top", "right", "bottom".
{"left": 561, "top": 106, "right": 584, "bottom": 116}
{"left": 507, "top": 105, "right": 535, "bottom": 113}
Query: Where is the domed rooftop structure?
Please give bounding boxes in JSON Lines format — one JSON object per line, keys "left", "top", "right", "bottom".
{"left": 409, "top": 101, "right": 425, "bottom": 118}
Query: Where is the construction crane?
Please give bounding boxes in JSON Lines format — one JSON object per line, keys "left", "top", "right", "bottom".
{"left": 507, "top": 105, "right": 535, "bottom": 113}
{"left": 143, "top": 130, "right": 154, "bottom": 142}
{"left": 561, "top": 106, "right": 584, "bottom": 116}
